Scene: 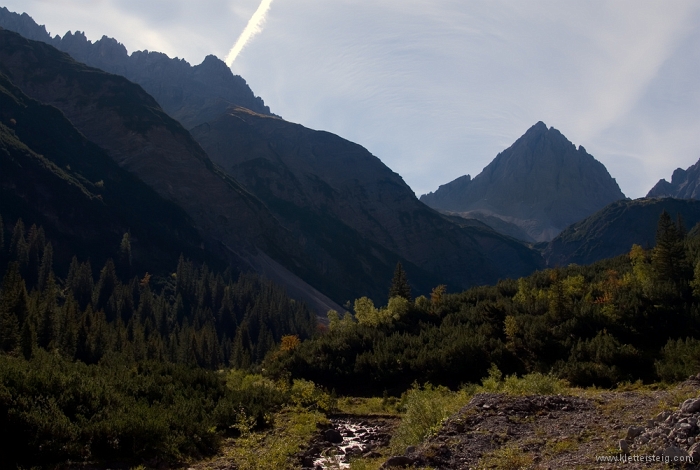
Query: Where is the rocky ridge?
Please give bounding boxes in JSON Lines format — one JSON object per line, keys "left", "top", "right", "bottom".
{"left": 421, "top": 122, "right": 626, "bottom": 242}
{"left": 648, "top": 159, "right": 700, "bottom": 200}
{"left": 191, "top": 107, "right": 546, "bottom": 299}
{"left": 0, "top": 7, "right": 271, "bottom": 129}
{"left": 544, "top": 197, "right": 700, "bottom": 267}
{"left": 1, "top": 10, "right": 546, "bottom": 304}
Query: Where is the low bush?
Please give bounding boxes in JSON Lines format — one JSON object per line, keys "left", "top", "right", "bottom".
{"left": 0, "top": 352, "right": 308, "bottom": 468}
{"left": 390, "top": 383, "right": 470, "bottom": 450}
{"left": 655, "top": 337, "right": 700, "bottom": 382}
{"left": 478, "top": 365, "right": 569, "bottom": 395}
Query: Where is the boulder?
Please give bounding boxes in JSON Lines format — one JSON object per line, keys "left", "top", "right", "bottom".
{"left": 626, "top": 426, "right": 645, "bottom": 440}
{"left": 680, "top": 398, "right": 700, "bottom": 414}
{"left": 323, "top": 429, "right": 343, "bottom": 444}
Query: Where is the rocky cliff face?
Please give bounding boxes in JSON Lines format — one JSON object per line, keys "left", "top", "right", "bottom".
{"left": 421, "top": 122, "right": 626, "bottom": 242}
{"left": 191, "top": 108, "right": 545, "bottom": 291}
{"left": 0, "top": 7, "right": 271, "bottom": 129}
{"left": 648, "top": 159, "right": 700, "bottom": 200}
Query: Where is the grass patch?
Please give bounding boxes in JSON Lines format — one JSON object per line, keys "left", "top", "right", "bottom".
{"left": 226, "top": 408, "right": 326, "bottom": 470}
{"left": 544, "top": 437, "right": 578, "bottom": 456}
{"left": 477, "top": 444, "right": 534, "bottom": 469}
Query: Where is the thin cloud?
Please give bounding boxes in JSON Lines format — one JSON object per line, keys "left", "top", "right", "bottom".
{"left": 225, "top": 0, "right": 274, "bottom": 67}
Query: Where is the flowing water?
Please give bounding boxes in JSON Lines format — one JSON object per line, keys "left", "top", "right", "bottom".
{"left": 306, "top": 417, "right": 393, "bottom": 469}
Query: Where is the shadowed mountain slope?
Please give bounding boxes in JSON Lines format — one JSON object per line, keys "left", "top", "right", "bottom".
{"left": 421, "top": 122, "right": 626, "bottom": 242}
{"left": 648, "top": 158, "right": 700, "bottom": 200}
{"left": 0, "top": 28, "right": 346, "bottom": 314}
{"left": 191, "top": 108, "right": 545, "bottom": 292}
{"left": 0, "top": 7, "right": 271, "bottom": 129}
{"left": 0, "top": 17, "right": 545, "bottom": 304}
{"left": 0, "top": 71, "right": 211, "bottom": 273}
{"left": 544, "top": 198, "right": 700, "bottom": 266}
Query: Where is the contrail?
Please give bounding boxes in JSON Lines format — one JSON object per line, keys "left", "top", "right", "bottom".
{"left": 225, "top": 0, "right": 274, "bottom": 66}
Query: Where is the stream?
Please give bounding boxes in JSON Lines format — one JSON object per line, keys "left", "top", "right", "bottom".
{"left": 301, "top": 416, "right": 395, "bottom": 469}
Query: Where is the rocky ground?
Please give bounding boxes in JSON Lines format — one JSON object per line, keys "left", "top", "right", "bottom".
{"left": 382, "top": 377, "right": 700, "bottom": 469}
{"left": 114, "top": 378, "right": 700, "bottom": 470}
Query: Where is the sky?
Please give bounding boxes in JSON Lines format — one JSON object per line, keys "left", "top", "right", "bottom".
{"left": 3, "top": 0, "right": 700, "bottom": 199}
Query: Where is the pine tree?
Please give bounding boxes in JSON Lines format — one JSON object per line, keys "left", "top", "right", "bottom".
{"left": 68, "top": 259, "right": 94, "bottom": 310}
{"left": 389, "top": 262, "right": 412, "bottom": 301}
{"left": 231, "top": 322, "right": 252, "bottom": 369}
{"left": 10, "top": 219, "right": 28, "bottom": 269}
{"left": 37, "top": 243, "right": 53, "bottom": 293}
{"left": 25, "top": 225, "right": 44, "bottom": 288}
{"left": 0, "top": 262, "right": 29, "bottom": 352}
{"left": 59, "top": 294, "right": 79, "bottom": 359}
{"left": 20, "top": 315, "right": 37, "bottom": 359}
{"left": 652, "top": 211, "right": 690, "bottom": 285}
{"left": 93, "top": 259, "right": 118, "bottom": 311}
{"left": 37, "top": 270, "right": 58, "bottom": 349}
{"left": 118, "top": 232, "right": 132, "bottom": 280}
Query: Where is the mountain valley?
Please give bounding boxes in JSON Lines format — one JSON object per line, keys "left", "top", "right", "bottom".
{"left": 3, "top": 6, "right": 700, "bottom": 470}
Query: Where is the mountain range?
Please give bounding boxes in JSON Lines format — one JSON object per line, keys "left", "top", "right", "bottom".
{"left": 0, "top": 10, "right": 544, "bottom": 312}
{"left": 5, "top": 6, "right": 700, "bottom": 315}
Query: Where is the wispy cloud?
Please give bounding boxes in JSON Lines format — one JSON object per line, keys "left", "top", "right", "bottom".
{"left": 225, "top": 0, "right": 274, "bottom": 67}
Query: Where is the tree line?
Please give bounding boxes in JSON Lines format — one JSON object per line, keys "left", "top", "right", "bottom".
{"left": 267, "top": 211, "right": 700, "bottom": 395}
{"left": 0, "top": 214, "right": 317, "bottom": 369}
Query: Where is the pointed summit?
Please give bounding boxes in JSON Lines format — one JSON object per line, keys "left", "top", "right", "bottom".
{"left": 421, "top": 122, "right": 626, "bottom": 241}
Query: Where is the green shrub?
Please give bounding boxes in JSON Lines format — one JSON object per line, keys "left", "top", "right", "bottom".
{"left": 390, "top": 383, "right": 470, "bottom": 450}
{"left": 655, "top": 338, "right": 700, "bottom": 382}
{"left": 0, "top": 352, "right": 302, "bottom": 467}
{"left": 478, "top": 365, "right": 568, "bottom": 395}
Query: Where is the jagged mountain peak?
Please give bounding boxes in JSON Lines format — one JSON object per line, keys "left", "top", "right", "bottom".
{"left": 647, "top": 158, "right": 700, "bottom": 200}
{"left": 421, "top": 122, "right": 625, "bottom": 242}
{"left": 0, "top": 7, "right": 272, "bottom": 127}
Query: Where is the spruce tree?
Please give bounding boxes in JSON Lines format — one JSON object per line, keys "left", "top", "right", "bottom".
{"left": 37, "top": 243, "right": 53, "bottom": 293}
{"left": 389, "top": 262, "right": 412, "bottom": 301}
{"left": 118, "top": 232, "right": 132, "bottom": 280}
{"left": 93, "top": 259, "right": 118, "bottom": 311}
{"left": 20, "top": 316, "right": 37, "bottom": 359}
{"left": 0, "top": 262, "right": 28, "bottom": 352}
{"left": 652, "top": 211, "right": 690, "bottom": 285}
{"left": 10, "top": 219, "right": 28, "bottom": 269}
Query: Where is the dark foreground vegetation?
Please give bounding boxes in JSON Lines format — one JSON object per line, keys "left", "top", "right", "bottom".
{"left": 0, "top": 213, "right": 317, "bottom": 467}
{"left": 267, "top": 212, "right": 700, "bottom": 395}
{"left": 3, "top": 211, "right": 700, "bottom": 467}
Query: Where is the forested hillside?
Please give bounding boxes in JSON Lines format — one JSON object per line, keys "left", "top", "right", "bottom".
{"left": 268, "top": 212, "right": 700, "bottom": 395}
